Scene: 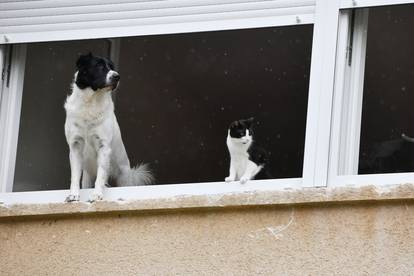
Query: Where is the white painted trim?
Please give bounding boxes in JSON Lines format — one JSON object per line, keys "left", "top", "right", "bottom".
{"left": 1, "top": 1, "right": 314, "bottom": 25}
{"left": 329, "top": 10, "right": 369, "bottom": 185}
{"left": 0, "top": 44, "right": 26, "bottom": 193}
{"left": 340, "top": 0, "right": 414, "bottom": 9}
{"left": 0, "top": 15, "right": 314, "bottom": 44}
{"left": 0, "top": 0, "right": 314, "bottom": 12}
{"left": 1, "top": 0, "right": 316, "bottom": 44}
{"left": 328, "top": 10, "right": 351, "bottom": 184}
{"left": 330, "top": 173, "right": 414, "bottom": 187}
{"left": 302, "top": 0, "right": 340, "bottom": 187}
{"left": 339, "top": 9, "right": 368, "bottom": 175}
{"left": 330, "top": 9, "right": 368, "bottom": 178}
{"left": 0, "top": 178, "right": 302, "bottom": 205}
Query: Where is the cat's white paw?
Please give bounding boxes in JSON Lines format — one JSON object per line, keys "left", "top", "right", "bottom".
{"left": 225, "top": 176, "right": 235, "bottom": 182}
{"left": 240, "top": 177, "right": 250, "bottom": 184}
{"left": 88, "top": 192, "right": 103, "bottom": 202}
{"left": 65, "top": 193, "right": 80, "bottom": 202}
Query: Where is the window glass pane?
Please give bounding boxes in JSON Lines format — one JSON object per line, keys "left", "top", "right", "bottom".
{"left": 117, "top": 26, "right": 312, "bottom": 184}
{"left": 13, "top": 40, "right": 110, "bottom": 192}
{"left": 358, "top": 4, "right": 414, "bottom": 174}
{"left": 13, "top": 25, "right": 313, "bottom": 191}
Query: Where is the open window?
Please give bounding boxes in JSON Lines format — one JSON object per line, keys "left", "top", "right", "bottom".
{"left": 0, "top": 0, "right": 329, "bottom": 203}
{"left": 4, "top": 0, "right": 411, "bottom": 205}
{"left": 6, "top": 26, "right": 313, "bottom": 193}
{"left": 330, "top": 2, "right": 414, "bottom": 186}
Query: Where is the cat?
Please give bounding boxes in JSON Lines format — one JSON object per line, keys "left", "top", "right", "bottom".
{"left": 225, "top": 117, "right": 271, "bottom": 184}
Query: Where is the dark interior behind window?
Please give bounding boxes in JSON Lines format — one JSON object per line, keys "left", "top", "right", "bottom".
{"left": 14, "top": 40, "right": 110, "bottom": 192}
{"left": 14, "top": 25, "right": 313, "bottom": 191}
{"left": 358, "top": 4, "right": 414, "bottom": 174}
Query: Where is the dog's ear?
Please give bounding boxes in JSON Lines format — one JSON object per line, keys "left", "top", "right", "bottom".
{"left": 76, "top": 52, "right": 93, "bottom": 70}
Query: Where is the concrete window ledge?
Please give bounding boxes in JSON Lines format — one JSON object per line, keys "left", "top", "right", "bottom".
{"left": 0, "top": 184, "right": 413, "bottom": 219}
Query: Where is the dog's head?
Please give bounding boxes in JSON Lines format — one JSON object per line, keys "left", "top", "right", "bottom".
{"left": 74, "top": 53, "right": 120, "bottom": 92}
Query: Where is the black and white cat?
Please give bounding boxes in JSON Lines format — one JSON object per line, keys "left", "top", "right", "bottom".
{"left": 225, "top": 118, "right": 270, "bottom": 184}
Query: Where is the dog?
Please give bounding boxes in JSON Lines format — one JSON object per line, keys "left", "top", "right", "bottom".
{"left": 64, "top": 53, "right": 153, "bottom": 202}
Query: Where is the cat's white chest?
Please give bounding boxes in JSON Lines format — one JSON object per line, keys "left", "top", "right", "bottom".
{"left": 231, "top": 155, "right": 248, "bottom": 178}
{"left": 227, "top": 135, "right": 250, "bottom": 179}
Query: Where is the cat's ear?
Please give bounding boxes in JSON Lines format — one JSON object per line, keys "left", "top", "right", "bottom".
{"left": 246, "top": 117, "right": 254, "bottom": 127}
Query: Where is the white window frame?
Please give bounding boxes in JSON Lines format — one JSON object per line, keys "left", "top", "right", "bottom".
{"left": 328, "top": 0, "right": 414, "bottom": 187}
{"left": 1, "top": 0, "right": 413, "bottom": 205}
{"left": 0, "top": 44, "right": 26, "bottom": 194}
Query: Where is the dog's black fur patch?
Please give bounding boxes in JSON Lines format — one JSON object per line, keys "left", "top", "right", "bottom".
{"left": 75, "top": 52, "right": 118, "bottom": 91}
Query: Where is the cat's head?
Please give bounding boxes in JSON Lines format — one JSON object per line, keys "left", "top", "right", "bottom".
{"left": 228, "top": 117, "right": 254, "bottom": 145}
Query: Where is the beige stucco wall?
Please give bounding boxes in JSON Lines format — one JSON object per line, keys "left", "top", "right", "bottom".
{"left": 1, "top": 200, "right": 413, "bottom": 275}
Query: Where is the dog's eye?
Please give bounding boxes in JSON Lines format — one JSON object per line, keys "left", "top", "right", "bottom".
{"left": 95, "top": 64, "right": 105, "bottom": 71}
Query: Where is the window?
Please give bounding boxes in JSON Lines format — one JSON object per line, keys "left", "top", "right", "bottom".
{"left": 359, "top": 4, "right": 414, "bottom": 174}
{"left": 8, "top": 25, "right": 313, "bottom": 192}
{"left": 0, "top": 0, "right": 323, "bottom": 201}
{"left": 1, "top": 0, "right": 413, "bottom": 205}
{"left": 13, "top": 40, "right": 112, "bottom": 192}
{"left": 118, "top": 26, "right": 313, "bottom": 185}
{"left": 329, "top": 2, "right": 414, "bottom": 186}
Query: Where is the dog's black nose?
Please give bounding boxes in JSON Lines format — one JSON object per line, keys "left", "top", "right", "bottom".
{"left": 111, "top": 72, "right": 120, "bottom": 81}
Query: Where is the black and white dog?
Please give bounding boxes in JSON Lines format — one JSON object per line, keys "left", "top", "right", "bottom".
{"left": 64, "top": 53, "right": 153, "bottom": 202}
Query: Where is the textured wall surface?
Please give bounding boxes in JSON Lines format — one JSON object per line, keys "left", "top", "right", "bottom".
{"left": 1, "top": 202, "right": 413, "bottom": 275}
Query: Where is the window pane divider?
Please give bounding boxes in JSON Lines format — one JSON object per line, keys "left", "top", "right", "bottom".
{"left": 330, "top": 10, "right": 368, "bottom": 183}
{"left": 329, "top": 10, "right": 369, "bottom": 186}
{"left": 302, "top": 0, "right": 341, "bottom": 187}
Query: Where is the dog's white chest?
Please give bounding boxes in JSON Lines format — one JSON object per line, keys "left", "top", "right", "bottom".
{"left": 64, "top": 88, "right": 115, "bottom": 144}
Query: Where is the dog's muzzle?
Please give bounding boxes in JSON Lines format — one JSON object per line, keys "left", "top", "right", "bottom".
{"left": 107, "top": 71, "right": 120, "bottom": 89}
{"left": 111, "top": 72, "right": 120, "bottom": 82}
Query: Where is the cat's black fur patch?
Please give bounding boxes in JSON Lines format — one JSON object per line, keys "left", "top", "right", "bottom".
{"left": 247, "top": 143, "right": 272, "bottom": 179}
{"left": 229, "top": 118, "right": 272, "bottom": 179}
{"left": 229, "top": 117, "right": 254, "bottom": 138}
{"left": 75, "top": 52, "right": 117, "bottom": 91}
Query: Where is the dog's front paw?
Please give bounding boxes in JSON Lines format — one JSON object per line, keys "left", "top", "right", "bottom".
{"left": 240, "top": 176, "right": 250, "bottom": 184}
{"left": 65, "top": 193, "right": 80, "bottom": 202}
{"left": 88, "top": 192, "right": 103, "bottom": 203}
{"left": 225, "top": 176, "right": 235, "bottom": 182}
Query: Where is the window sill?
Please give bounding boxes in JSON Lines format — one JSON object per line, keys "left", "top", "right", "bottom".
{"left": 0, "top": 183, "right": 413, "bottom": 219}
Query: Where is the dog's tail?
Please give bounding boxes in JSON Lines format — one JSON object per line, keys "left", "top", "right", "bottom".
{"left": 120, "top": 163, "right": 154, "bottom": 186}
